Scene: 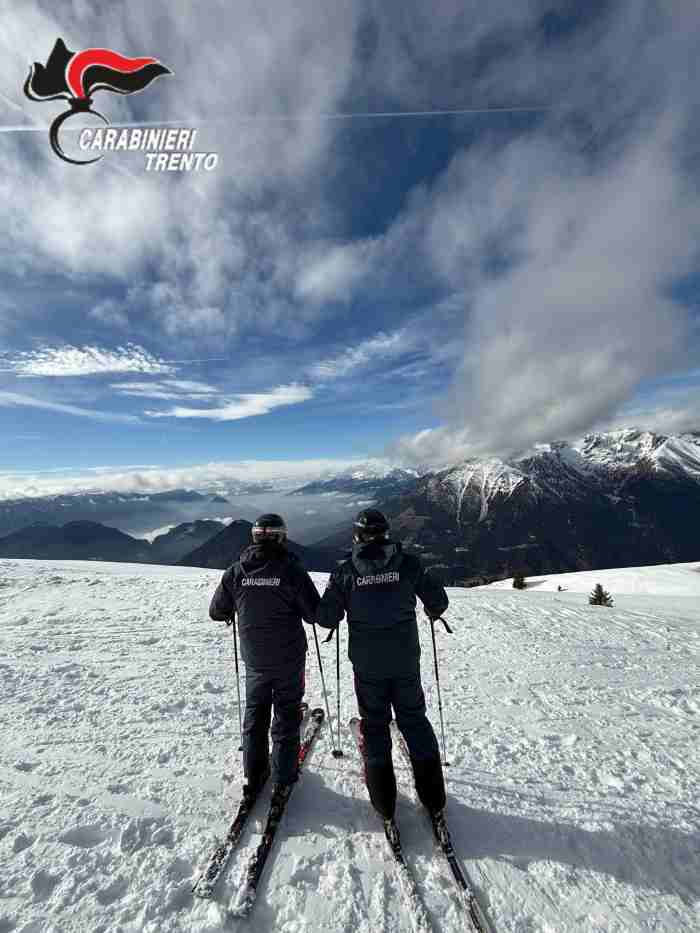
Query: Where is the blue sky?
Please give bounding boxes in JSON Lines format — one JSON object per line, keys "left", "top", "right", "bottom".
{"left": 1, "top": 1, "right": 699, "bottom": 497}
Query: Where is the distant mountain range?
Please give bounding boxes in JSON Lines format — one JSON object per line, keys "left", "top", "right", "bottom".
{"left": 150, "top": 520, "right": 226, "bottom": 562}
{"left": 0, "top": 518, "right": 230, "bottom": 565}
{"left": 290, "top": 465, "right": 419, "bottom": 498}
{"left": 310, "top": 429, "right": 700, "bottom": 583}
{"left": 2, "top": 430, "right": 698, "bottom": 583}
{"left": 0, "top": 521, "right": 154, "bottom": 563}
{"left": 0, "top": 517, "right": 340, "bottom": 572}
{"left": 0, "top": 489, "right": 237, "bottom": 540}
{"left": 177, "top": 519, "right": 340, "bottom": 572}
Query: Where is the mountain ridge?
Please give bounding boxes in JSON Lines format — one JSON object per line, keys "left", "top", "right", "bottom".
{"left": 177, "top": 519, "right": 341, "bottom": 572}
{"left": 309, "top": 429, "right": 700, "bottom": 583}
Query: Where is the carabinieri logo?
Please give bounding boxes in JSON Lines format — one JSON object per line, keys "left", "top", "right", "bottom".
{"left": 24, "top": 38, "right": 172, "bottom": 166}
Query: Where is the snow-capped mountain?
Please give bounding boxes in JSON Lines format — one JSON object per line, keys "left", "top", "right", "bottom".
{"left": 436, "top": 429, "right": 700, "bottom": 525}
{"left": 289, "top": 462, "right": 421, "bottom": 498}
{"left": 311, "top": 429, "right": 700, "bottom": 584}
{"left": 573, "top": 428, "right": 700, "bottom": 477}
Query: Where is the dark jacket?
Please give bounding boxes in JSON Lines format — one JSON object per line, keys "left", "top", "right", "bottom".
{"left": 317, "top": 540, "right": 449, "bottom": 677}
{"left": 209, "top": 543, "right": 320, "bottom": 671}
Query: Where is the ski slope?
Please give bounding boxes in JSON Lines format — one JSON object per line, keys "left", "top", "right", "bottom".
{"left": 0, "top": 557, "right": 698, "bottom": 932}
{"left": 481, "top": 560, "right": 700, "bottom": 597}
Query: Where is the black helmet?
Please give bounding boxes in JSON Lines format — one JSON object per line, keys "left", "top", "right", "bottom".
{"left": 252, "top": 513, "right": 287, "bottom": 545}
{"left": 353, "top": 508, "right": 390, "bottom": 544}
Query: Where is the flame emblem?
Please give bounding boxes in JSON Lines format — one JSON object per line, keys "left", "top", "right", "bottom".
{"left": 24, "top": 38, "right": 172, "bottom": 165}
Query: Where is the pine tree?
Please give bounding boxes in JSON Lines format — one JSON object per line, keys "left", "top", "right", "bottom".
{"left": 512, "top": 572, "right": 526, "bottom": 590}
{"left": 589, "top": 583, "right": 614, "bottom": 607}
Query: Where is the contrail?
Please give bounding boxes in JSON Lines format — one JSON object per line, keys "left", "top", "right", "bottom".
{"left": 0, "top": 124, "right": 53, "bottom": 132}
{"left": 250, "top": 105, "right": 549, "bottom": 120}
{"left": 0, "top": 105, "right": 549, "bottom": 133}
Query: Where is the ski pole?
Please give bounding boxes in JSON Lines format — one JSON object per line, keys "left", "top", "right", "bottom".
{"left": 227, "top": 616, "right": 244, "bottom": 752}
{"left": 332, "top": 626, "right": 343, "bottom": 758}
{"left": 312, "top": 623, "right": 337, "bottom": 754}
{"left": 429, "top": 616, "right": 450, "bottom": 766}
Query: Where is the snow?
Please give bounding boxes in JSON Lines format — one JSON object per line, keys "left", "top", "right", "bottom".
{"left": 573, "top": 429, "right": 700, "bottom": 478}
{"left": 344, "top": 463, "right": 420, "bottom": 482}
{"left": 574, "top": 429, "right": 666, "bottom": 467}
{"left": 446, "top": 460, "right": 526, "bottom": 523}
{"left": 1, "top": 557, "right": 698, "bottom": 932}
{"left": 435, "top": 431, "right": 700, "bottom": 525}
{"left": 480, "top": 560, "right": 700, "bottom": 597}
{"left": 313, "top": 462, "right": 421, "bottom": 485}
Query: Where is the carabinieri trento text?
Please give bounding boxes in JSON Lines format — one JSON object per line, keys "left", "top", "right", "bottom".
{"left": 78, "top": 128, "right": 219, "bottom": 171}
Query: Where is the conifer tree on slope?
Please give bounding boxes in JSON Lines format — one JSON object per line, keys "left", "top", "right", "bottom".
{"left": 589, "top": 583, "right": 614, "bottom": 607}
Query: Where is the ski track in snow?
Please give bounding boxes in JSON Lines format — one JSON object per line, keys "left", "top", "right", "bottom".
{"left": 0, "top": 557, "right": 699, "bottom": 932}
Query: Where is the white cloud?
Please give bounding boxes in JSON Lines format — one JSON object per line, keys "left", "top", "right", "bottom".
{"left": 389, "top": 115, "right": 700, "bottom": 464}
{"left": 7, "top": 344, "right": 175, "bottom": 377}
{"left": 0, "top": 391, "right": 140, "bottom": 424}
{"left": 145, "top": 383, "right": 313, "bottom": 420}
{"left": 3, "top": 0, "right": 699, "bottom": 466}
{"left": 296, "top": 241, "right": 374, "bottom": 303}
{"left": 600, "top": 384, "right": 700, "bottom": 438}
{"left": 0, "top": 0, "right": 362, "bottom": 347}
{"left": 356, "top": 1, "right": 542, "bottom": 113}
{"left": 88, "top": 299, "right": 130, "bottom": 330}
{"left": 111, "top": 379, "right": 218, "bottom": 400}
{"left": 0, "top": 456, "right": 381, "bottom": 501}
{"left": 308, "top": 330, "right": 411, "bottom": 380}
{"left": 138, "top": 523, "right": 177, "bottom": 543}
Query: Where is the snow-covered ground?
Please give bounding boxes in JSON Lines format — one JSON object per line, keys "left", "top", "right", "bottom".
{"left": 1, "top": 558, "right": 698, "bottom": 932}
{"left": 480, "top": 560, "right": 700, "bottom": 597}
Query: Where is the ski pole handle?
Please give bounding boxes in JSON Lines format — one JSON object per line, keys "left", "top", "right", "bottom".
{"left": 426, "top": 611, "right": 453, "bottom": 633}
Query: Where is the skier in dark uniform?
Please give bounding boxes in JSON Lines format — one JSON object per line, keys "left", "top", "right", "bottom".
{"left": 209, "top": 514, "right": 320, "bottom": 803}
{"left": 316, "top": 509, "right": 449, "bottom": 824}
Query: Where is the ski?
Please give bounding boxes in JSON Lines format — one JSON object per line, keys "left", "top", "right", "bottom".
{"left": 192, "top": 777, "right": 268, "bottom": 899}
{"left": 390, "top": 721, "right": 495, "bottom": 933}
{"left": 229, "top": 707, "right": 324, "bottom": 918}
{"left": 349, "top": 717, "right": 434, "bottom": 933}
{"left": 194, "top": 703, "right": 310, "bottom": 899}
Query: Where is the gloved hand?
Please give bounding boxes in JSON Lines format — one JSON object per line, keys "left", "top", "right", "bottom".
{"left": 425, "top": 609, "right": 453, "bottom": 633}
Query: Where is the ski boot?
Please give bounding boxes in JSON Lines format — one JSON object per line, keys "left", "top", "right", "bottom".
{"left": 270, "top": 782, "right": 293, "bottom": 808}
{"left": 242, "top": 766, "right": 270, "bottom": 802}
{"left": 428, "top": 807, "right": 450, "bottom": 848}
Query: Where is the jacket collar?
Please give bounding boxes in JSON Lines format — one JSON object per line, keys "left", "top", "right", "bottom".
{"left": 240, "top": 542, "right": 296, "bottom": 573}
{"left": 351, "top": 540, "right": 402, "bottom": 577}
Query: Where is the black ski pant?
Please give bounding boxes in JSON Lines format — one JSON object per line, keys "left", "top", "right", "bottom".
{"left": 354, "top": 666, "right": 445, "bottom": 818}
{"left": 242, "top": 658, "right": 305, "bottom": 787}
